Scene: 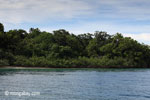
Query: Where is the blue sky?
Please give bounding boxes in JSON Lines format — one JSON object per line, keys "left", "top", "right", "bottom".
{"left": 0, "top": 0, "right": 150, "bottom": 45}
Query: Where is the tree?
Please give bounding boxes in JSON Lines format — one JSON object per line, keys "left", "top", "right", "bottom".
{"left": 86, "top": 39, "right": 99, "bottom": 57}
{"left": 0, "top": 23, "right": 4, "bottom": 33}
{"left": 0, "top": 23, "right": 5, "bottom": 49}
{"left": 5, "top": 29, "right": 28, "bottom": 55}
{"left": 94, "top": 31, "right": 112, "bottom": 47}
{"left": 53, "top": 29, "right": 70, "bottom": 46}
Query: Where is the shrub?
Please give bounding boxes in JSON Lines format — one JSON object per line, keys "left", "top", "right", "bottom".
{"left": 0, "top": 59, "right": 9, "bottom": 66}
{"left": 14, "top": 56, "right": 28, "bottom": 66}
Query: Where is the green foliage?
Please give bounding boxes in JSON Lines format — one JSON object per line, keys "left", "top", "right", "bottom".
{"left": 14, "top": 56, "right": 50, "bottom": 67}
{"left": 14, "top": 56, "right": 28, "bottom": 66}
{"left": 0, "top": 22, "right": 150, "bottom": 68}
{"left": 86, "top": 39, "right": 99, "bottom": 57}
{"left": 0, "top": 59, "right": 9, "bottom": 66}
{"left": 5, "top": 29, "right": 28, "bottom": 55}
{"left": 0, "top": 23, "right": 4, "bottom": 33}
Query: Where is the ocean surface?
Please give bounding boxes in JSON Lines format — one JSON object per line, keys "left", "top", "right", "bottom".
{"left": 0, "top": 68, "right": 150, "bottom": 100}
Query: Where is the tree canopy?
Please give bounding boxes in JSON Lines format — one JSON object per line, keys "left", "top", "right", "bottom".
{"left": 0, "top": 22, "right": 150, "bottom": 68}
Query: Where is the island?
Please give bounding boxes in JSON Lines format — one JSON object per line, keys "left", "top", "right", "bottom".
{"left": 0, "top": 23, "right": 150, "bottom": 68}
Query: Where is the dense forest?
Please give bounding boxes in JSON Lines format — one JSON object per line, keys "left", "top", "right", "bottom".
{"left": 0, "top": 23, "right": 150, "bottom": 68}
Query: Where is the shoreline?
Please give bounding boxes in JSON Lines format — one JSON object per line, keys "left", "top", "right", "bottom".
{"left": 0, "top": 66, "right": 52, "bottom": 69}
{"left": 0, "top": 66, "right": 148, "bottom": 69}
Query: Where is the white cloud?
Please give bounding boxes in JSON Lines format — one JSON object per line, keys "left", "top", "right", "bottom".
{"left": 2, "top": 0, "right": 150, "bottom": 24}
{"left": 1, "top": 0, "right": 150, "bottom": 24}
{"left": 123, "top": 33, "right": 150, "bottom": 45}
{"left": 0, "top": 0, "right": 92, "bottom": 24}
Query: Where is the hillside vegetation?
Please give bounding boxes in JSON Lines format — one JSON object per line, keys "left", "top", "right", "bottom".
{"left": 0, "top": 23, "right": 150, "bottom": 68}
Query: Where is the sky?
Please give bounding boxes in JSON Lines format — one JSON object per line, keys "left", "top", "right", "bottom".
{"left": 0, "top": 0, "right": 150, "bottom": 45}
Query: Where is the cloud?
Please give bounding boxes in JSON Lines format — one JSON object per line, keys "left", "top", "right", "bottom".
{"left": 0, "top": 0, "right": 92, "bottom": 24}
{"left": 94, "top": 0, "right": 150, "bottom": 20}
{"left": 2, "top": 0, "right": 150, "bottom": 24}
{"left": 123, "top": 33, "right": 150, "bottom": 45}
{"left": 1, "top": 0, "right": 150, "bottom": 24}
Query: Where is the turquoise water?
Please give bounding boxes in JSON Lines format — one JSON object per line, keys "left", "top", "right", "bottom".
{"left": 0, "top": 68, "right": 150, "bottom": 100}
